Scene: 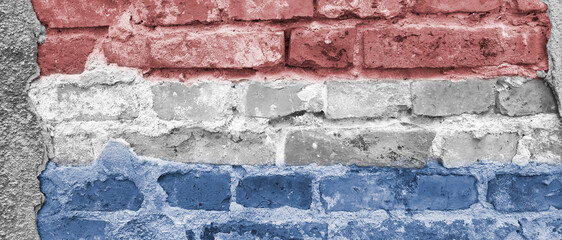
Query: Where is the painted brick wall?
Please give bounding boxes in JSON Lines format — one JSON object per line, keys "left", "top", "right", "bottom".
{"left": 33, "top": 0, "right": 550, "bottom": 79}
{"left": 26, "top": 0, "right": 562, "bottom": 239}
{"left": 37, "top": 141, "right": 562, "bottom": 239}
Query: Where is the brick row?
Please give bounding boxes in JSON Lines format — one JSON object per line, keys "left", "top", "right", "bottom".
{"left": 33, "top": 0, "right": 548, "bottom": 28}
{"left": 40, "top": 215, "right": 560, "bottom": 239}
{"left": 43, "top": 154, "right": 561, "bottom": 213}
{"left": 99, "top": 24, "right": 547, "bottom": 70}
{"left": 38, "top": 23, "right": 547, "bottom": 75}
{"left": 33, "top": 0, "right": 314, "bottom": 28}
{"left": 37, "top": 78, "right": 558, "bottom": 167}
{"left": 38, "top": 77, "right": 556, "bottom": 122}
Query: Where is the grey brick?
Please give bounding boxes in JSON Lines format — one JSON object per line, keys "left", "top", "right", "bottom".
{"left": 51, "top": 84, "right": 140, "bottom": 121}
{"left": 439, "top": 132, "right": 519, "bottom": 168}
{"left": 243, "top": 82, "right": 323, "bottom": 118}
{"left": 497, "top": 79, "right": 557, "bottom": 116}
{"left": 326, "top": 81, "right": 411, "bottom": 119}
{"left": 151, "top": 82, "right": 233, "bottom": 121}
{"left": 527, "top": 130, "right": 562, "bottom": 164}
{"left": 285, "top": 128, "right": 435, "bottom": 168}
{"left": 412, "top": 80, "right": 495, "bottom": 116}
{"left": 121, "top": 127, "right": 275, "bottom": 165}
{"left": 52, "top": 131, "right": 98, "bottom": 166}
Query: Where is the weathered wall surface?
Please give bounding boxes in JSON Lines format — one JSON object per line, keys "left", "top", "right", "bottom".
{"left": 545, "top": 0, "right": 562, "bottom": 116}
{"left": 37, "top": 141, "right": 562, "bottom": 239}
{"left": 29, "top": 69, "right": 562, "bottom": 168}
{"left": 1, "top": 0, "right": 562, "bottom": 239}
{"left": 0, "top": 1, "right": 47, "bottom": 239}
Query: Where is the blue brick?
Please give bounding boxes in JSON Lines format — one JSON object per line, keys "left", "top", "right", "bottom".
{"left": 333, "top": 219, "right": 522, "bottom": 240}
{"left": 320, "top": 170, "right": 405, "bottom": 212}
{"left": 158, "top": 171, "right": 231, "bottom": 211}
{"left": 69, "top": 176, "right": 144, "bottom": 211}
{"left": 38, "top": 177, "right": 62, "bottom": 216}
{"left": 38, "top": 217, "right": 107, "bottom": 240}
{"left": 236, "top": 175, "right": 313, "bottom": 209}
{"left": 320, "top": 170, "right": 478, "bottom": 212}
{"left": 406, "top": 175, "right": 478, "bottom": 210}
{"left": 520, "top": 217, "right": 562, "bottom": 239}
{"left": 113, "top": 214, "right": 186, "bottom": 239}
{"left": 201, "top": 220, "right": 327, "bottom": 240}
{"left": 487, "top": 174, "right": 562, "bottom": 212}
{"left": 186, "top": 230, "right": 196, "bottom": 240}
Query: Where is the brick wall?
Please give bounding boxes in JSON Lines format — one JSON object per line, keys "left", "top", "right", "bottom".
{"left": 37, "top": 141, "right": 562, "bottom": 239}
{"left": 34, "top": 0, "right": 550, "bottom": 79}
{"left": 26, "top": 0, "right": 562, "bottom": 239}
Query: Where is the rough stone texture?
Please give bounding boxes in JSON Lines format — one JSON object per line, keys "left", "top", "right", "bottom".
{"left": 412, "top": 80, "right": 495, "bottom": 116}
{"left": 487, "top": 173, "right": 562, "bottom": 212}
{"left": 228, "top": 0, "right": 314, "bottom": 20}
{"left": 121, "top": 127, "right": 276, "bottom": 165}
{"left": 545, "top": 0, "right": 562, "bottom": 117}
{"left": 0, "top": 0, "right": 46, "bottom": 239}
{"left": 439, "top": 132, "right": 519, "bottom": 168}
{"left": 326, "top": 81, "right": 411, "bottom": 119}
{"left": 497, "top": 78, "right": 557, "bottom": 116}
{"left": 285, "top": 128, "right": 435, "bottom": 168}
{"left": 288, "top": 27, "right": 355, "bottom": 68}
{"left": 413, "top": 0, "right": 502, "bottom": 13}
{"left": 152, "top": 82, "right": 234, "bottom": 121}
{"left": 364, "top": 25, "right": 548, "bottom": 69}
{"left": 243, "top": 82, "right": 323, "bottom": 118}
{"left": 317, "top": 0, "right": 410, "bottom": 18}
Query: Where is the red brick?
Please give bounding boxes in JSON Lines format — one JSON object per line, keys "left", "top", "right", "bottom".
{"left": 288, "top": 27, "right": 355, "bottom": 68}
{"left": 413, "top": 0, "right": 501, "bottom": 13}
{"left": 38, "top": 29, "right": 105, "bottom": 76}
{"left": 317, "top": 0, "right": 409, "bottom": 18}
{"left": 228, "top": 0, "right": 313, "bottom": 20}
{"left": 103, "top": 36, "right": 151, "bottom": 68}
{"left": 32, "top": 0, "right": 128, "bottom": 28}
{"left": 363, "top": 25, "right": 548, "bottom": 69}
{"left": 131, "top": 0, "right": 223, "bottom": 26}
{"left": 516, "top": 0, "right": 548, "bottom": 13}
{"left": 150, "top": 31, "right": 284, "bottom": 68}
